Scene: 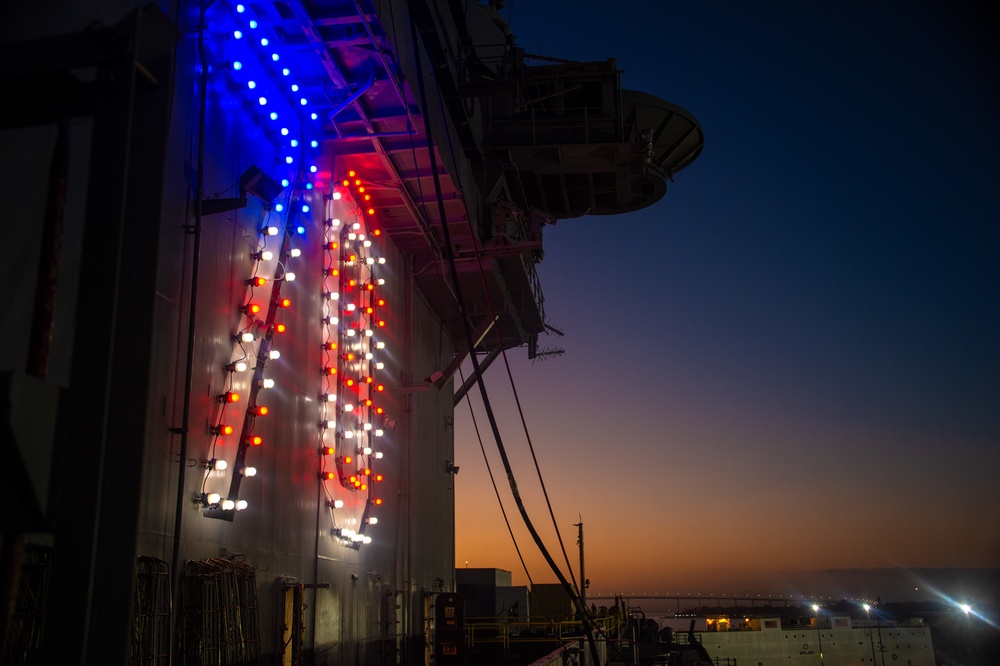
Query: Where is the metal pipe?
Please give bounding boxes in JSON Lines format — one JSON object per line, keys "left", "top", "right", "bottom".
{"left": 171, "top": 0, "right": 208, "bottom": 625}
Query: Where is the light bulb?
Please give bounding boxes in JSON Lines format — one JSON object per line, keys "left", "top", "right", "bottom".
{"left": 363, "top": 446, "right": 372, "bottom": 455}
{"left": 230, "top": 360, "right": 249, "bottom": 372}
{"left": 331, "top": 217, "right": 341, "bottom": 226}
{"left": 260, "top": 37, "right": 268, "bottom": 46}
{"left": 302, "top": 204, "right": 310, "bottom": 213}
{"left": 310, "top": 112, "right": 318, "bottom": 120}
{"left": 309, "top": 165, "right": 317, "bottom": 172}
{"left": 375, "top": 429, "right": 384, "bottom": 437}
{"left": 344, "top": 430, "right": 354, "bottom": 438}
{"left": 269, "top": 349, "right": 280, "bottom": 360}
{"left": 266, "top": 226, "right": 279, "bottom": 236}
{"left": 377, "top": 278, "right": 385, "bottom": 285}
{"left": 364, "top": 329, "right": 374, "bottom": 337}
{"left": 364, "top": 352, "right": 373, "bottom": 360}
{"left": 290, "top": 139, "right": 299, "bottom": 147}
{"left": 363, "top": 423, "right": 372, "bottom": 431}
{"left": 260, "top": 378, "right": 275, "bottom": 389}
{"left": 368, "top": 517, "right": 378, "bottom": 525}
{"left": 248, "top": 20, "right": 256, "bottom": 28}
{"left": 207, "top": 493, "right": 221, "bottom": 505}
{"left": 261, "top": 250, "right": 274, "bottom": 261}
{"left": 271, "top": 53, "right": 279, "bottom": 61}
{"left": 324, "top": 419, "right": 336, "bottom": 429}
{"left": 270, "top": 112, "right": 278, "bottom": 120}
{"left": 281, "top": 179, "right": 290, "bottom": 187}
{"left": 285, "top": 272, "right": 296, "bottom": 281}
{"left": 311, "top": 140, "right": 318, "bottom": 148}
{"left": 213, "top": 459, "right": 228, "bottom": 471}
{"left": 374, "top": 452, "right": 383, "bottom": 459}
{"left": 282, "top": 68, "right": 290, "bottom": 76}
{"left": 332, "top": 193, "right": 342, "bottom": 201}
{"left": 326, "top": 292, "right": 339, "bottom": 300}
{"left": 258, "top": 97, "right": 267, "bottom": 106}
{"left": 363, "top": 536, "right": 372, "bottom": 544}
{"left": 242, "top": 466, "right": 257, "bottom": 477}
{"left": 281, "top": 127, "right": 289, "bottom": 136}
{"left": 300, "top": 98, "right": 308, "bottom": 106}
{"left": 378, "top": 257, "right": 386, "bottom": 264}
{"left": 376, "top": 342, "right": 385, "bottom": 349}
{"left": 275, "top": 203, "right": 284, "bottom": 212}
{"left": 222, "top": 499, "right": 235, "bottom": 510}
{"left": 334, "top": 500, "right": 344, "bottom": 508}
{"left": 290, "top": 248, "right": 301, "bottom": 258}
{"left": 363, "top": 240, "right": 372, "bottom": 247}
{"left": 285, "top": 156, "right": 293, "bottom": 164}
{"left": 236, "top": 500, "right": 248, "bottom": 510}
{"left": 233, "top": 61, "right": 242, "bottom": 70}
{"left": 234, "top": 30, "right": 243, "bottom": 39}
{"left": 344, "top": 404, "right": 354, "bottom": 412}
{"left": 375, "top": 362, "right": 384, "bottom": 370}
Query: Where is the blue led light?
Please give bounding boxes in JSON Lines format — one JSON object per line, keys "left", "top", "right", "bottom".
{"left": 299, "top": 98, "right": 307, "bottom": 106}
{"left": 310, "top": 113, "right": 318, "bottom": 120}
{"left": 247, "top": 80, "right": 256, "bottom": 89}
{"left": 272, "top": 53, "right": 280, "bottom": 62}
{"left": 236, "top": 3, "right": 245, "bottom": 12}
{"left": 281, "top": 179, "right": 290, "bottom": 187}
{"left": 309, "top": 165, "right": 318, "bottom": 173}
{"left": 258, "top": 97, "right": 267, "bottom": 105}
{"left": 269, "top": 112, "right": 278, "bottom": 120}
{"left": 310, "top": 140, "right": 318, "bottom": 148}
{"left": 249, "top": 20, "right": 257, "bottom": 28}
{"left": 285, "top": 156, "right": 294, "bottom": 164}
{"left": 282, "top": 68, "right": 290, "bottom": 76}
{"left": 290, "top": 139, "right": 299, "bottom": 147}
{"left": 302, "top": 204, "right": 310, "bottom": 213}
{"left": 275, "top": 203, "right": 284, "bottom": 212}
{"left": 280, "top": 127, "right": 289, "bottom": 136}
{"left": 233, "top": 61, "right": 242, "bottom": 71}
{"left": 306, "top": 183, "right": 314, "bottom": 190}
{"left": 260, "top": 38, "right": 269, "bottom": 46}
{"left": 234, "top": 30, "right": 243, "bottom": 39}
{"left": 296, "top": 225, "right": 306, "bottom": 234}
{"left": 291, "top": 84, "right": 299, "bottom": 92}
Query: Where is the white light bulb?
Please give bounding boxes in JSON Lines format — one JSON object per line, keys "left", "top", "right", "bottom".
{"left": 325, "top": 419, "right": 336, "bottom": 429}
{"left": 375, "top": 342, "right": 385, "bottom": 350}
{"left": 241, "top": 332, "right": 255, "bottom": 343}
{"left": 285, "top": 272, "right": 296, "bottom": 281}
{"left": 214, "top": 459, "right": 228, "bottom": 471}
{"left": 358, "top": 234, "right": 366, "bottom": 241}
{"left": 266, "top": 226, "right": 279, "bottom": 236}
{"left": 242, "top": 466, "right": 257, "bottom": 477}
{"left": 374, "top": 452, "right": 383, "bottom": 459}
{"left": 377, "top": 278, "right": 385, "bottom": 285}
{"left": 334, "top": 500, "right": 344, "bottom": 509}
{"left": 363, "top": 240, "right": 372, "bottom": 248}
{"left": 344, "top": 430, "right": 354, "bottom": 438}
{"left": 364, "top": 329, "right": 374, "bottom": 337}
{"left": 375, "top": 429, "right": 384, "bottom": 437}
{"left": 375, "top": 362, "right": 384, "bottom": 370}
{"left": 261, "top": 251, "right": 274, "bottom": 261}
{"left": 346, "top": 304, "right": 356, "bottom": 312}
{"left": 363, "top": 536, "right": 372, "bottom": 544}
{"left": 378, "top": 257, "right": 386, "bottom": 264}
{"left": 333, "top": 192, "right": 342, "bottom": 201}
{"left": 363, "top": 447, "right": 373, "bottom": 455}
{"left": 365, "top": 352, "right": 373, "bottom": 360}
{"left": 348, "top": 232, "right": 357, "bottom": 240}
{"left": 368, "top": 517, "right": 378, "bottom": 525}
{"left": 281, "top": 127, "right": 289, "bottom": 136}
{"left": 269, "top": 350, "right": 280, "bottom": 360}
{"left": 261, "top": 378, "right": 275, "bottom": 389}
{"left": 366, "top": 257, "right": 375, "bottom": 265}
{"left": 290, "top": 248, "right": 301, "bottom": 258}
{"left": 236, "top": 500, "right": 248, "bottom": 510}
{"left": 222, "top": 499, "right": 235, "bottom": 510}
{"left": 352, "top": 223, "right": 361, "bottom": 230}
{"left": 344, "top": 404, "right": 354, "bottom": 412}
{"left": 233, "top": 361, "right": 249, "bottom": 372}
{"left": 328, "top": 292, "right": 339, "bottom": 300}
{"left": 207, "top": 493, "right": 221, "bottom": 505}
{"left": 363, "top": 423, "right": 372, "bottom": 431}
{"left": 332, "top": 218, "right": 341, "bottom": 226}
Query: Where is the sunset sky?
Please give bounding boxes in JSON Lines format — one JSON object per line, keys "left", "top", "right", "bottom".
{"left": 453, "top": 2, "right": 998, "bottom": 602}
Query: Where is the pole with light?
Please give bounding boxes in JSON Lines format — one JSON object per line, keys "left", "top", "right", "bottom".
{"left": 811, "top": 604, "right": 824, "bottom": 664}
{"left": 863, "top": 604, "right": 877, "bottom": 665}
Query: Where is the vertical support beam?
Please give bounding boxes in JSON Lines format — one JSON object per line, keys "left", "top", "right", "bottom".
{"left": 42, "top": 7, "right": 178, "bottom": 664}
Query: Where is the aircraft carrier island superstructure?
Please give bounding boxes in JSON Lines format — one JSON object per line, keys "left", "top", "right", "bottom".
{"left": 0, "top": 0, "right": 701, "bottom": 663}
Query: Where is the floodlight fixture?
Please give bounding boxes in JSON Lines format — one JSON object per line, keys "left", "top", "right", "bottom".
{"left": 201, "top": 166, "right": 286, "bottom": 215}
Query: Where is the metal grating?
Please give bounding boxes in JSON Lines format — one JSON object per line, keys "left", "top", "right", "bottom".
{"left": 5, "top": 544, "right": 52, "bottom": 666}
{"left": 179, "top": 558, "right": 261, "bottom": 665}
{"left": 131, "top": 556, "right": 171, "bottom": 665}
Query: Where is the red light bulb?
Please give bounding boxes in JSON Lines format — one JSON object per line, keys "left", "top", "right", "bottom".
{"left": 250, "top": 435, "right": 263, "bottom": 446}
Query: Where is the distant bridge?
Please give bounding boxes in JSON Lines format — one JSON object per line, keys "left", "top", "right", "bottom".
{"left": 586, "top": 594, "right": 803, "bottom": 610}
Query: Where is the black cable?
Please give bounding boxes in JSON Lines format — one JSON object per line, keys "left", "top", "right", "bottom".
{"left": 406, "top": 4, "right": 599, "bottom": 662}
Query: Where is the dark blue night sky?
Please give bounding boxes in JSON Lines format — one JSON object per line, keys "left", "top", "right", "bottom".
{"left": 455, "top": 2, "right": 999, "bottom": 600}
